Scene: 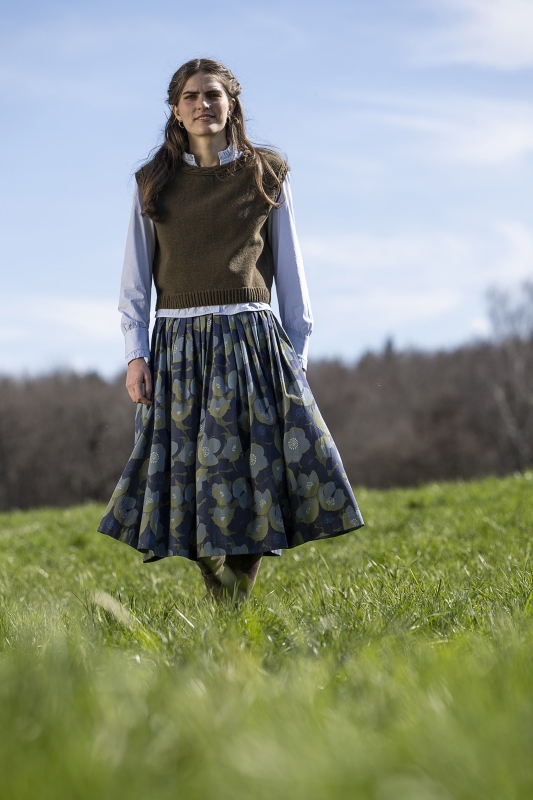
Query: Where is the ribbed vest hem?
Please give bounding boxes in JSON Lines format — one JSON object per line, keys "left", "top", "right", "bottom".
{"left": 156, "top": 287, "right": 271, "bottom": 310}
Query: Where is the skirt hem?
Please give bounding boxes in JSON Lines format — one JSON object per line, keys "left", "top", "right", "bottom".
{"left": 97, "top": 521, "right": 365, "bottom": 565}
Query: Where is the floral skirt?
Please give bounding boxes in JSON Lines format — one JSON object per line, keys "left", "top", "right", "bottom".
{"left": 98, "top": 311, "right": 364, "bottom": 563}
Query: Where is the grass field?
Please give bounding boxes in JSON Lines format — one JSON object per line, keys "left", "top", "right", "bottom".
{"left": 1, "top": 475, "right": 533, "bottom": 799}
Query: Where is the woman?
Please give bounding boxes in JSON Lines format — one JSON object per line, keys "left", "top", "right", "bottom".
{"left": 98, "top": 58, "right": 364, "bottom": 602}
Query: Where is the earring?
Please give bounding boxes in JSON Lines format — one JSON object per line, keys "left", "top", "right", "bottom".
{"left": 176, "top": 117, "right": 184, "bottom": 129}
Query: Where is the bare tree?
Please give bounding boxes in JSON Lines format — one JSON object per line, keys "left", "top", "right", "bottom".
{"left": 0, "top": 371, "right": 134, "bottom": 510}
{"left": 486, "top": 282, "right": 533, "bottom": 469}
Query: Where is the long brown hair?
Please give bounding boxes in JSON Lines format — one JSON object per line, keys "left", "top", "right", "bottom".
{"left": 136, "top": 58, "right": 286, "bottom": 220}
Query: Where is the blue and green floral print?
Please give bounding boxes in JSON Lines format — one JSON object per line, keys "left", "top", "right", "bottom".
{"left": 98, "top": 311, "right": 364, "bottom": 563}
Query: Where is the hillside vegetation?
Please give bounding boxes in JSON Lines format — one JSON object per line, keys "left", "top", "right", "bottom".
{"left": 1, "top": 475, "right": 533, "bottom": 798}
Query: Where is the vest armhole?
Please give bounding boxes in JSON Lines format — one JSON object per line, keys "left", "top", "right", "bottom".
{"left": 258, "top": 150, "right": 289, "bottom": 203}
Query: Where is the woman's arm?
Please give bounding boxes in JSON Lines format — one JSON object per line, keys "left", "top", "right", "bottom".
{"left": 268, "top": 172, "right": 313, "bottom": 371}
{"left": 119, "top": 183, "right": 156, "bottom": 404}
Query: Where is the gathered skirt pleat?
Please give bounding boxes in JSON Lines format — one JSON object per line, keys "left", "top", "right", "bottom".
{"left": 98, "top": 311, "right": 364, "bottom": 562}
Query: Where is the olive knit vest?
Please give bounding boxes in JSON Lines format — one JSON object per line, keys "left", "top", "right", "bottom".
{"left": 147, "top": 152, "right": 288, "bottom": 310}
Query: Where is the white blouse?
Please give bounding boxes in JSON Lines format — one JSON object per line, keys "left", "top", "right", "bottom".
{"left": 119, "top": 143, "right": 313, "bottom": 369}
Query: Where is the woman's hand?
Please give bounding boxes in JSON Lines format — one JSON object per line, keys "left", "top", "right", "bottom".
{"left": 126, "top": 357, "right": 152, "bottom": 405}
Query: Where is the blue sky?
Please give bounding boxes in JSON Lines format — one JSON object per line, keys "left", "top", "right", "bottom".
{"left": 1, "top": 0, "right": 532, "bottom": 376}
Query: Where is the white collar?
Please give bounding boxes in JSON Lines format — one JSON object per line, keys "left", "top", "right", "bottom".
{"left": 182, "top": 141, "right": 242, "bottom": 167}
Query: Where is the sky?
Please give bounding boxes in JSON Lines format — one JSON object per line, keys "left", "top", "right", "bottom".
{"left": 1, "top": 0, "right": 532, "bottom": 377}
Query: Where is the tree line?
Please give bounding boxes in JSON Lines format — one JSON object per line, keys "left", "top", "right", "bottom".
{"left": 1, "top": 285, "right": 532, "bottom": 510}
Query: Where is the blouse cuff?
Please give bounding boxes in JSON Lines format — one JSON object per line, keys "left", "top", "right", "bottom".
{"left": 285, "top": 327, "right": 310, "bottom": 370}
{"left": 126, "top": 349, "right": 151, "bottom": 364}
{"left": 124, "top": 324, "right": 150, "bottom": 363}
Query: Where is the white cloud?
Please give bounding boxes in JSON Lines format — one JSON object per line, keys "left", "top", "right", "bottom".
{"left": 494, "top": 220, "right": 533, "bottom": 279}
{"left": 305, "top": 220, "right": 533, "bottom": 287}
{"left": 300, "top": 221, "right": 533, "bottom": 350}
{"left": 0, "top": 295, "right": 127, "bottom": 377}
{"left": 415, "top": 0, "right": 533, "bottom": 70}
{"left": 0, "top": 295, "right": 119, "bottom": 344}
{"left": 469, "top": 315, "right": 492, "bottom": 335}
{"left": 350, "top": 92, "right": 533, "bottom": 165}
{"left": 302, "top": 231, "right": 467, "bottom": 334}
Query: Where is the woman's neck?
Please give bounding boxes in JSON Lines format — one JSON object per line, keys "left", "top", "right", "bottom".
{"left": 186, "top": 130, "right": 228, "bottom": 167}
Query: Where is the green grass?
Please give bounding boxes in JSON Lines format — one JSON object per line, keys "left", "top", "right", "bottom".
{"left": 1, "top": 474, "right": 533, "bottom": 798}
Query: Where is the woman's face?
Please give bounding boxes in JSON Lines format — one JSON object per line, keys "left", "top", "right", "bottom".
{"left": 174, "top": 72, "right": 234, "bottom": 138}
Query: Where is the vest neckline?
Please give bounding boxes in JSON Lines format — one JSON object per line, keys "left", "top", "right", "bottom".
{"left": 178, "top": 153, "right": 250, "bottom": 175}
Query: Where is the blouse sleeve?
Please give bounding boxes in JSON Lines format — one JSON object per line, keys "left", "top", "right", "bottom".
{"left": 268, "top": 172, "right": 313, "bottom": 370}
{"left": 118, "top": 183, "right": 156, "bottom": 363}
